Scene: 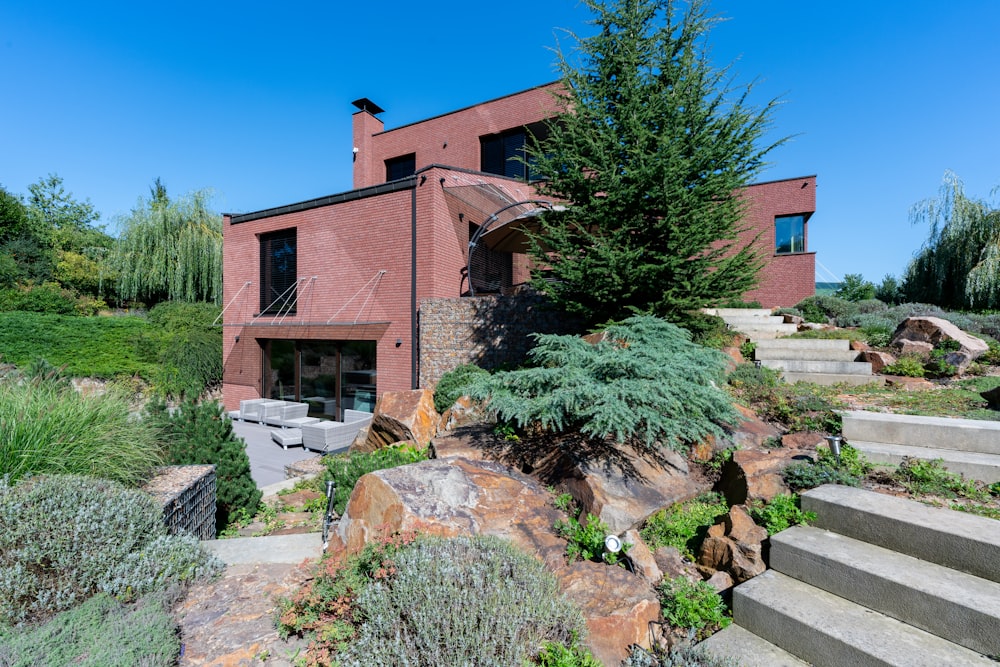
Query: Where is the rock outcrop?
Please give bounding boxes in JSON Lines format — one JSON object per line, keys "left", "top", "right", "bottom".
{"left": 891, "top": 316, "right": 988, "bottom": 373}
{"left": 352, "top": 389, "right": 440, "bottom": 452}
{"left": 696, "top": 505, "right": 768, "bottom": 586}
{"left": 715, "top": 448, "right": 815, "bottom": 506}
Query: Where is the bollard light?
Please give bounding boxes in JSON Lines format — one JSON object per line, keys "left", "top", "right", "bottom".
{"left": 604, "top": 534, "right": 623, "bottom": 554}
{"left": 825, "top": 435, "right": 843, "bottom": 466}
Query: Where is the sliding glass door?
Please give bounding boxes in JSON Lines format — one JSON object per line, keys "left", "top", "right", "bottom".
{"left": 263, "top": 339, "right": 376, "bottom": 420}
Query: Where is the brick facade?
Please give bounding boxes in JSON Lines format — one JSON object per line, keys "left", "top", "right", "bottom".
{"left": 222, "top": 83, "right": 816, "bottom": 413}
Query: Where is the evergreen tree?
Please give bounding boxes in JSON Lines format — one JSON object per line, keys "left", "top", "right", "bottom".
{"left": 529, "top": 0, "right": 782, "bottom": 327}
{"left": 903, "top": 171, "right": 1000, "bottom": 310}
{"left": 147, "top": 399, "right": 261, "bottom": 533}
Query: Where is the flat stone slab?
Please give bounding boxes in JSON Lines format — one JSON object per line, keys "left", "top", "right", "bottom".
{"left": 700, "top": 624, "right": 809, "bottom": 667}
{"left": 203, "top": 533, "right": 323, "bottom": 565}
{"left": 850, "top": 440, "right": 1000, "bottom": 484}
{"left": 841, "top": 410, "right": 1000, "bottom": 455}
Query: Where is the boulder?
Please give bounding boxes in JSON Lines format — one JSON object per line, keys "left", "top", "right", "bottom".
{"left": 429, "top": 424, "right": 498, "bottom": 462}
{"left": 862, "top": 349, "right": 896, "bottom": 373}
{"left": 721, "top": 405, "right": 782, "bottom": 450}
{"left": 538, "top": 446, "right": 706, "bottom": 534}
{"left": 891, "top": 316, "right": 988, "bottom": 373}
{"left": 352, "top": 389, "right": 441, "bottom": 453}
{"left": 653, "top": 546, "right": 701, "bottom": 583}
{"left": 332, "top": 457, "right": 566, "bottom": 570}
{"left": 884, "top": 375, "right": 935, "bottom": 390}
{"left": 439, "top": 395, "right": 485, "bottom": 431}
{"left": 780, "top": 431, "right": 825, "bottom": 450}
{"left": 849, "top": 339, "right": 870, "bottom": 352}
{"left": 697, "top": 506, "right": 767, "bottom": 584}
{"left": 557, "top": 561, "right": 660, "bottom": 667}
{"left": 715, "top": 448, "right": 814, "bottom": 506}
{"left": 896, "top": 340, "right": 934, "bottom": 356}
{"left": 622, "top": 529, "right": 662, "bottom": 584}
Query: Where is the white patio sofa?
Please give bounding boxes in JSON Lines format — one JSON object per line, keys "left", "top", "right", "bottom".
{"left": 263, "top": 401, "right": 313, "bottom": 428}
{"left": 301, "top": 411, "right": 373, "bottom": 454}
{"left": 237, "top": 399, "right": 284, "bottom": 423}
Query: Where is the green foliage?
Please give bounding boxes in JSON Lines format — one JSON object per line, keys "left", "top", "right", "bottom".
{"left": 465, "top": 316, "right": 741, "bottom": 457}
{"left": 640, "top": 493, "right": 729, "bottom": 561}
{"left": 0, "top": 311, "right": 156, "bottom": 378}
{"left": 323, "top": 444, "right": 428, "bottom": 515}
{"left": 526, "top": 0, "right": 779, "bottom": 327}
{"left": 727, "top": 362, "right": 780, "bottom": 391}
{"left": 554, "top": 511, "right": 628, "bottom": 565}
{"left": 433, "top": 363, "right": 489, "bottom": 413}
{"left": 892, "top": 457, "right": 987, "bottom": 500}
{"left": 112, "top": 187, "right": 222, "bottom": 305}
{"left": 903, "top": 172, "right": 1000, "bottom": 310}
{"left": 0, "top": 592, "right": 180, "bottom": 667}
{"left": 747, "top": 494, "right": 815, "bottom": 535}
{"left": 817, "top": 442, "right": 872, "bottom": 477}
{"left": 337, "top": 535, "right": 587, "bottom": 667}
{"left": 0, "top": 376, "right": 163, "bottom": 486}
{"left": 835, "top": 274, "right": 876, "bottom": 302}
{"left": 657, "top": 576, "right": 731, "bottom": 639}
{"left": 145, "top": 398, "right": 260, "bottom": 531}
{"left": 0, "top": 474, "right": 221, "bottom": 627}
{"left": 728, "top": 376, "right": 843, "bottom": 434}
{"left": 536, "top": 640, "right": 603, "bottom": 667}
{"left": 680, "top": 312, "right": 736, "bottom": 350}
{"left": 0, "top": 282, "right": 78, "bottom": 314}
{"left": 137, "top": 301, "right": 223, "bottom": 397}
{"left": 883, "top": 353, "right": 927, "bottom": 377}
{"left": 739, "top": 339, "right": 757, "bottom": 361}
{"left": 875, "top": 274, "right": 904, "bottom": 305}
{"left": 782, "top": 460, "right": 861, "bottom": 491}
{"left": 625, "top": 641, "right": 740, "bottom": 667}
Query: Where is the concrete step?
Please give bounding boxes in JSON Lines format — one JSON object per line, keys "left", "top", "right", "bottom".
{"left": 203, "top": 532, "right": 323, "bottom": 565}
{"left": 720, "top": 315, "right": 786, "bottom": 325}
{"left": 704, "top": 308, "right": 776, "bottom": 319}
{"left": 762, "top": 359, "right": 872, "bottom": 375}
{"left": 848, "top": 440, "right": 1000, "bottom": 484}
{"left": 754, "top": 338, "right": 851, "bottom": 352}
{"left": 754, "top": 348, "right": 860, "bottom": 362}
{"left": 780, "top": 372, "right": 884, "bottom": 386}
{"left": 800, "top": 484, "right": 1000, "bottom": 584}
{"left": 729, "top": 323, "right": 799, "bottom": 337}
{"left": 699, "top": 624, "right": 810, "bottom": 667}
{"left": 842, "top": 410, "right": 1000, "bottom": 455}
{"left": 733, "top": 570, "right": 996, "bottom": 666}
{"left": 770, "top": 526, "right": 1000, "bottom": 656}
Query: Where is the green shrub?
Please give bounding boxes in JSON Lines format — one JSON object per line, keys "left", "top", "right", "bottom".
{"left": 337, "top": 535, "right": 587, "bottom": 666}
{"left": 554, "top": 510, "right": 630, "bottom": 566}
{"left": 433, "top": 363, "right": 489, "bottom": 413}
{"left": 727, "top": 362, "right": 780, "bottom": 391}
{"left": 145, "top": 398, "right": 261, "bottom": 532}
{"left": 883, "top": 353, "right": 926, "bottom": 377}
{"left": 747, "top": 494, "right": 815, "bottom": 535}
{"left": 624, "top": 642, "right": 740, "bottom": 667}
{"left": 465, "top": 315, "right": 741, "bottom": 456}
{"left": 657, "top": 576, "right": 731, "bottom": 639}
{"left": 0, "top": 282, "right": 77, "bottom": 315}
{"left": 536, "top": 640, "right": 603, "bottom": 667}
{"left": 782, "top": 461, "right": 861, "bottom": 491}
{"left": 136, "top": 301, "right": 222, "bottom": 398}
{"left": 0, "top": 376, "right": 163, "bottom": 486}
{"left": 817, "top": 442, "right": 871, "bottom": 477}
{"left": 640, "top": 493, "right": 729, "bottom": 561}
{"left": 323, "top": 443, "right": 428, "bottom": 515}
{"left": 793, "top": 295, "right": 857, "bottom": 324}
{"left": 834, "top": 274, "right": 876, "bottom": 302}
{"left": 893, "top": 457, "right": 986, "bottom": 500}
{"left": 0, "top": 592, "right": 180, "bottom": 667}
{"left": 680, "top": 312, "right": 735, "bottom": 349}
{"left": 0, "top": 474, "right": 221, "bottom": 627}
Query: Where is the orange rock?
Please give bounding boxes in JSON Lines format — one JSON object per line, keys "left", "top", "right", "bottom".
{"left": 353, "top": 389, "right": 440, "bottom": 452}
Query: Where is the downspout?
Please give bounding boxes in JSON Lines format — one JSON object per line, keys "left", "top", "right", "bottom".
{"left": 411, "top": 186, "right": 418, "bottom": 389}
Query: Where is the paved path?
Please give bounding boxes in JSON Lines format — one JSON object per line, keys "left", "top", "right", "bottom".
{"left": 232, "top": 420, "right": 319, "bottom": 488}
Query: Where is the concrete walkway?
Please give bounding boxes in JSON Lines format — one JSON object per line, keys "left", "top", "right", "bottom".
{"left": 204, "top": 532, "right": 324, "bottom": 565}
{"left": 232, "top": 420, "right": 319, "bottom": 488}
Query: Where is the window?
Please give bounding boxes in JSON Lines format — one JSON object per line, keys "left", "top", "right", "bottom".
{"left": 480, "top": 122, "right": 549, "bottom": 181}
{"left": 775, "top": 215, "right": 806, "bottom": 254}
{"left": 385, "top": 153, "right": 416, "bottom": 181}
{"left": 260, "top": 228, "right": 297, "bottom": 314}
{"left": 264, "top": 339, "right": 377, "bottom": 420}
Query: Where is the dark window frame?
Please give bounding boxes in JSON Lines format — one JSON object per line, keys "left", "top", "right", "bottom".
{"left": 259, "top": 228, "right": 297, "bottom": 314}
{"left": 385, "top": 153, "right": 416, "bottom": 182}
{"left": 480, "top": 122, "right": 549, "bottom": 181}
{"left": 775, "top": 214, "right": 807, "bottom": 255}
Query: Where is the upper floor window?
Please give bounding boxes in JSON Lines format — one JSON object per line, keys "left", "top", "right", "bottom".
{"left": 260, "top": 228, "right": 297, "bottom": 314}
{"left": 480, "top": 122, "right": 549, "bottom": 181}
{"left": 385, "top": 153, "right": 416, "bottom": 181}
{"left": 775, "top": 215, "right": 806, "bottom": 254}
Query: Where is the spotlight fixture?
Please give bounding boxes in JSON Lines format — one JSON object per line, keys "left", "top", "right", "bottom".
{"left": 825, "top": 435, "right": 843, "bottom": 466}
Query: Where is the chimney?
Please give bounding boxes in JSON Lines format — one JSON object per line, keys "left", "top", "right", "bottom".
{"left": 352, "top": 98, "right": 385, "bottom": 190}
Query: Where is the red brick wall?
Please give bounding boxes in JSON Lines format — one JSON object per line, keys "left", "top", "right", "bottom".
{"left": 353, "top": 83, "right": 562, "bottom": 189}
{"left": 737, "top": 176, "right": 817, "bottom": 308}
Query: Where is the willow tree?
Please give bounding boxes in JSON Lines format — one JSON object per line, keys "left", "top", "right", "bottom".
{"left": 903, "top": 172, "right": 1000, "bottom": 310}
{"left": 113, "top": 186, "right": 222, "bottom": 305}
{"left": 527, "top": 0, "right": 782, "bottom": 328}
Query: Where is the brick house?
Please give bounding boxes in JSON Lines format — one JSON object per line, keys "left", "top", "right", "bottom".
{"left": 221, "top": 82, "right": 816, "bottom": 416}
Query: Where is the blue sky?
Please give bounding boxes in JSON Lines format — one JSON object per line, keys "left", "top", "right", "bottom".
{"left": 2, "top": 1, "right": 998, "bottom": 284}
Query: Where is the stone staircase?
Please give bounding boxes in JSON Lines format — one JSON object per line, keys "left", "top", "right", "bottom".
{"left": 705, "top": 308, "right": 878, "bottom": 385}
{"left": 701, "top": 484, "right": 1000, "bottom": 666}
{"left": 842, "top": 410, "right": 1000, "bottom": 484}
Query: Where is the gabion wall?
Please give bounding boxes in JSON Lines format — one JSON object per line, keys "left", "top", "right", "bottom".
{"left": 142, "top": 465, "right": 217, "bottom": 540}
{"left": 419, "top": 292, "right": 580, "bottom": 389}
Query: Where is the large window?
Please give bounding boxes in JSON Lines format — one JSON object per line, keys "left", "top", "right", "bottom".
{"left": 264, "top": 339, "right": 377, "bottom": 420}
{"left": 260, "top": 229, "right": 297, "bottom": 314}
{"left": 775, "top": 215, "right": 806, "bottom": 255}
{"left": 480, "top": 122, "right": 548, "bottom": 181}
{"left": 385, "top": 153, "right": 416, "bottom": 181}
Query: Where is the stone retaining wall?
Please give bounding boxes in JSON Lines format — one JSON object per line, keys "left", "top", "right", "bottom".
{"left": 419, "top": 292, "right": 580, "bottom": 389}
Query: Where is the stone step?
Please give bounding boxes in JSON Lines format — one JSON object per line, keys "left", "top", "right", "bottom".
{"left": 754, "top": 348, "right": 860, "bottom": 362}
{"left": 728, "top": 323, "right": 799, "bottom": 337}
{"left": 800, "top": 484, "right": 1000, "bottom": 584}
{"left": 841, "top": 410, "right": 1000, "bottom": 455}
{"left": 762, "top": 359, "right": 872, "bottom": 375}
{"left": 699, "top": 624, "right": 810, "bottom": 667}
{"left": 755, "top": 338, "right": 851, "bottom": 351}
{"left": 779, "top": 372, "right": 883, "bottom": 386}
{"left": 770, "top": 526, "right": 1000, "bottom": 656}
{"left": 720, "top": 315, "right": 787, "bottom": 325}
{"left": 849, "top": 440, "right": 1000, "bottom": 484}
{"left": 733, "top": 570, "right": 995, "bottom": 666}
